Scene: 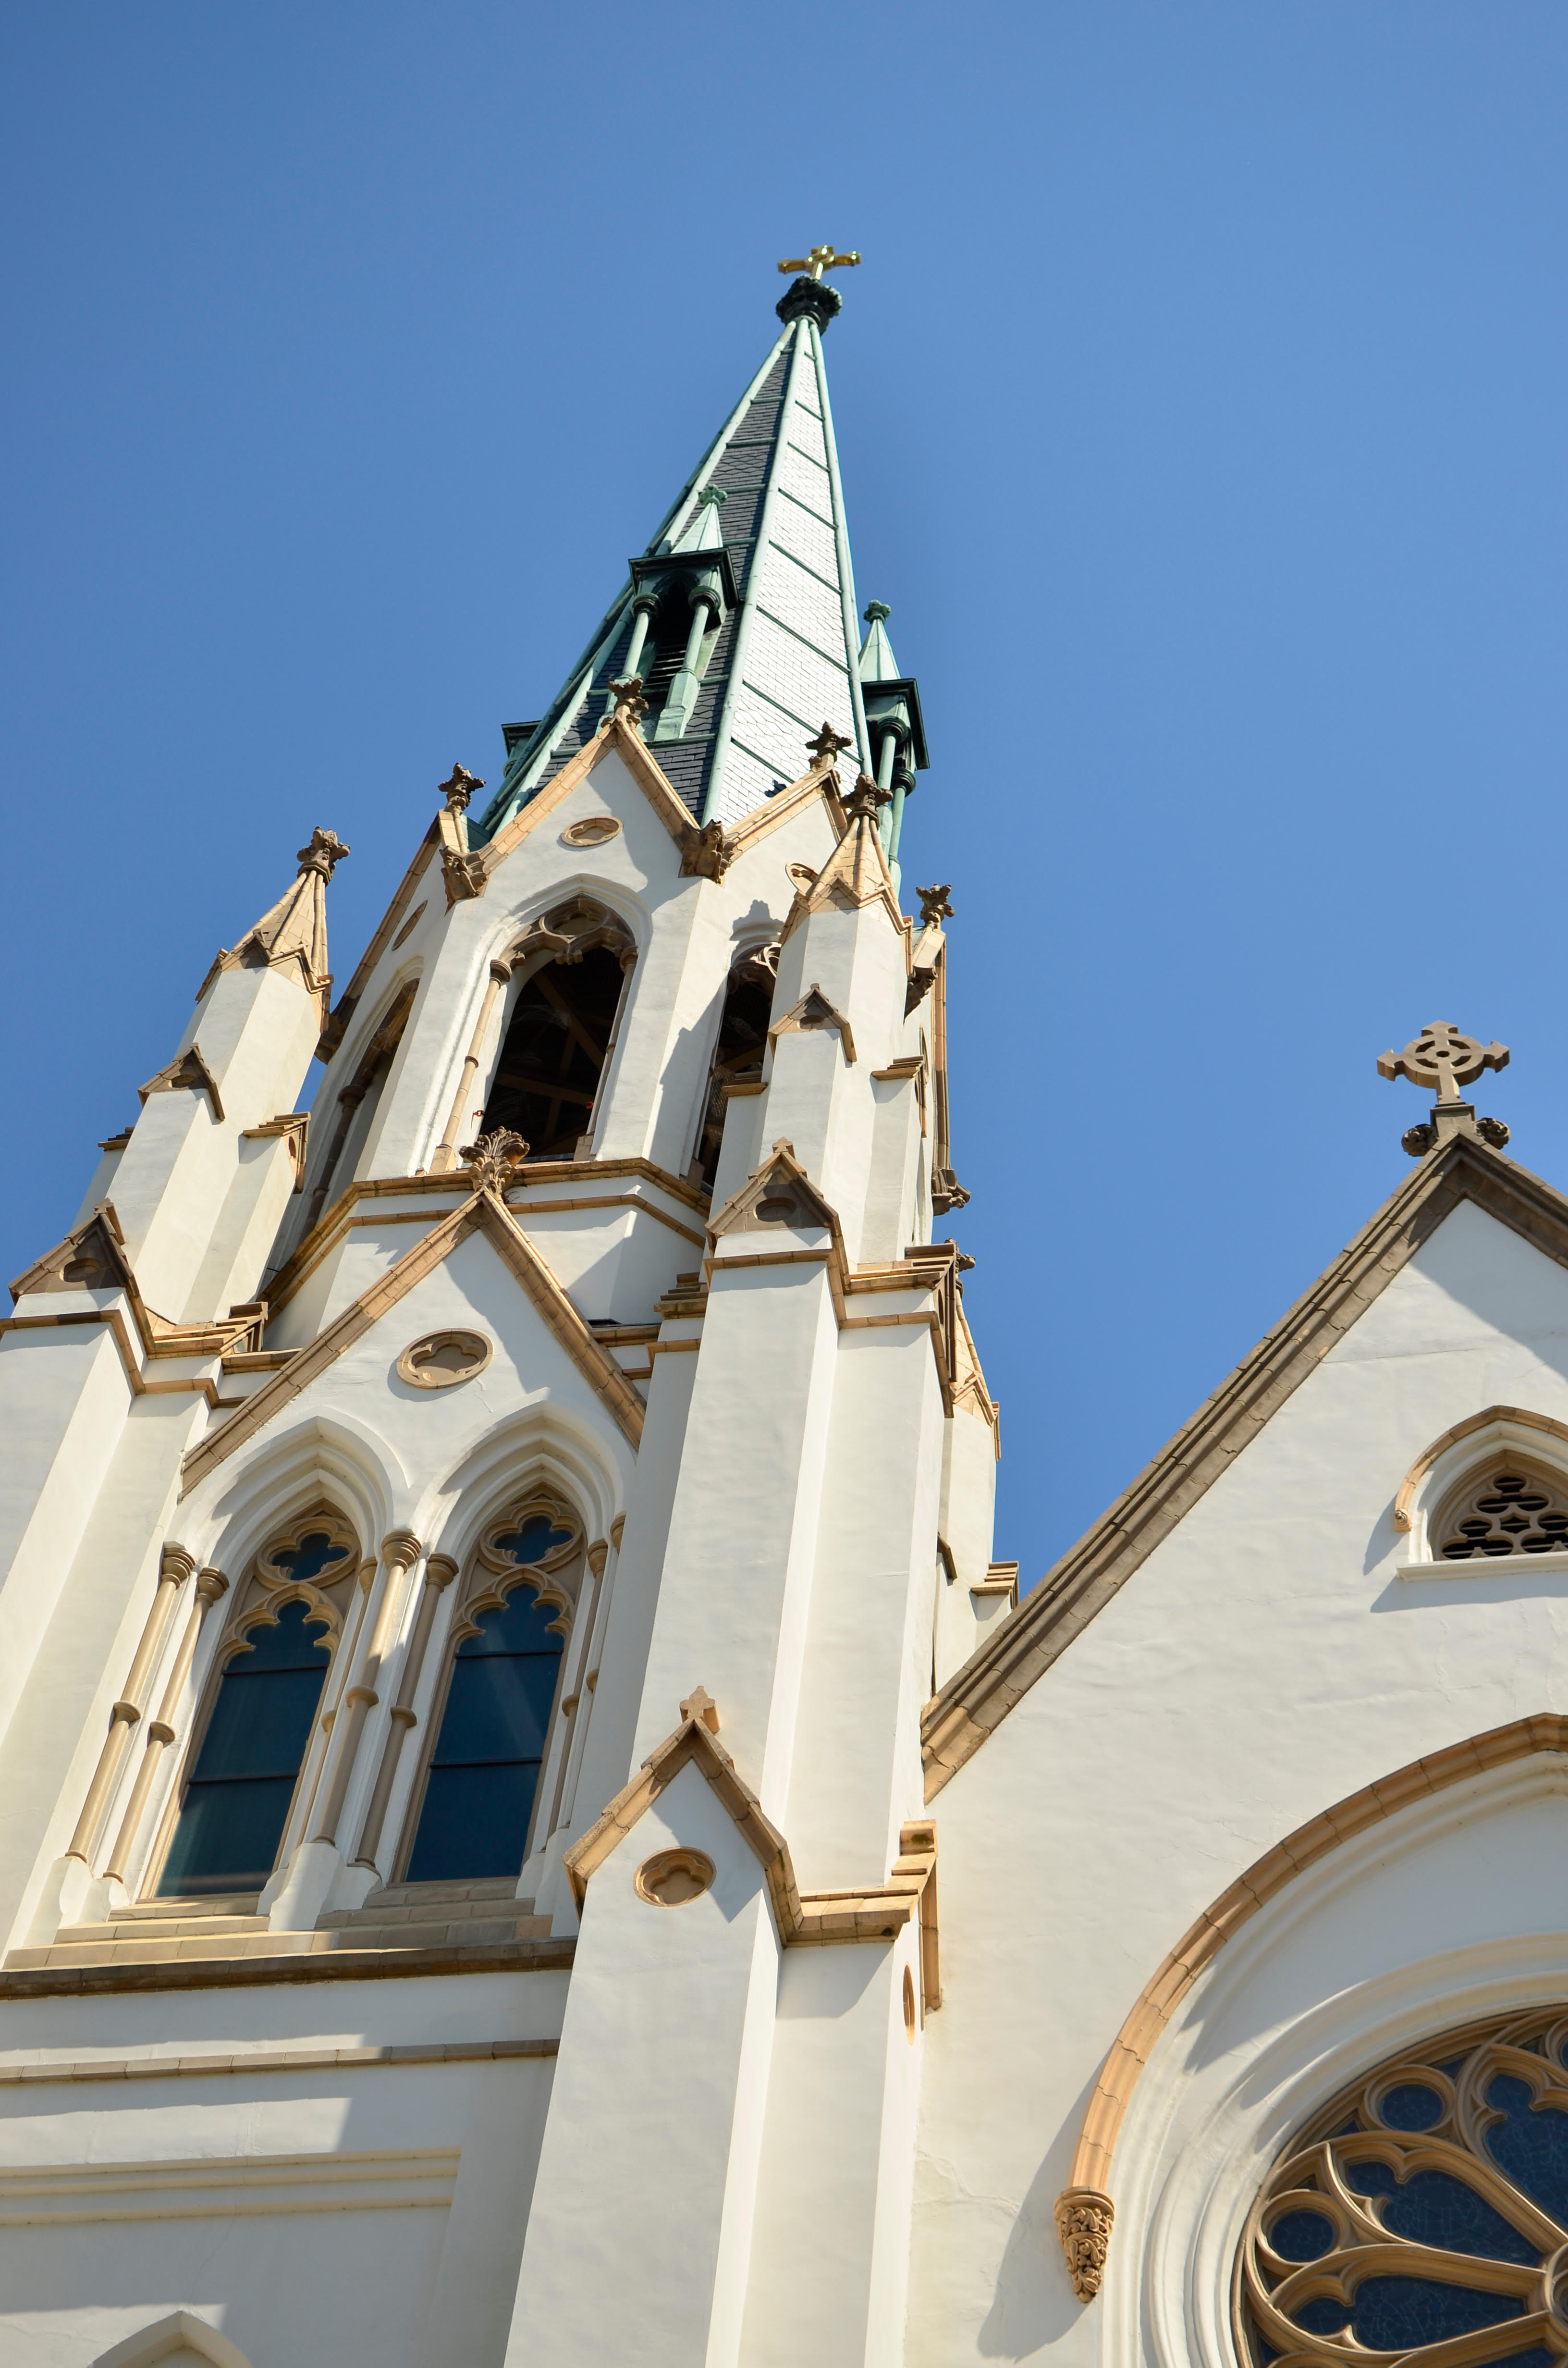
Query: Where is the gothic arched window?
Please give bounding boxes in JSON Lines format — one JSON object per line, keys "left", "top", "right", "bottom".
{"left": 156, "top": 1519, "right": 355, "bottom": 1898}
{"left": 404, "top": 1506, "right": 580, "bottom": 1883}
{"left": 1435, "top": 1460, "right": 1568, "bottom": 1559}
{"left": 693, "top": 947, "right": 777, "bottom": 1191}
{"left": 1238, "top": 2005, "right": 1568, "bottom": 2365}
{"left": 479, "top": 901, "right": 636, "bottom": 1162}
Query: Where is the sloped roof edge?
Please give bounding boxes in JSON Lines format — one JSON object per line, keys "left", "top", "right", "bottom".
{"left": 922, "top": 1133, "right": 1568, "bottom": 1798}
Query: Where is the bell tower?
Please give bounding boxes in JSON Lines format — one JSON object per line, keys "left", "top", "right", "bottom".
{"left": 0, "top": 255, "right": 1003, "bottom": 2368}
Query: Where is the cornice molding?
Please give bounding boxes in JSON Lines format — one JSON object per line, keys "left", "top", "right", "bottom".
{"left": 922, "top": 1133, "right": 1568, "bottom": 1799}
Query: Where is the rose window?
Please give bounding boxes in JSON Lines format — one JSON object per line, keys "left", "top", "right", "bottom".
{"left": 1238, "top": 2009, "right": 1568, "bottom": 2366}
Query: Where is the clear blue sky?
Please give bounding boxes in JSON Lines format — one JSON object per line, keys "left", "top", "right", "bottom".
{"left": 4, "top": 5, "right": 1566, "bottom": 1587}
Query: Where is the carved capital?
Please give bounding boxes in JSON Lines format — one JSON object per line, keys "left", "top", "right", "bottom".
{"left": 159, "top": 1545, "right": 198, "bottom": 1589}
{"left": 424, "top": 1554, "right": 460, "bottom": 1592}
{"left": 1054, "top": 2187, "right": 1114, "bottom": 2303}
{"left": 380, "top": 1530, "right": 422, "bottom": 1576}
{"left": 587, "top": 1539, "right": 609, "bottom": 1578}
{"left": 195, "top": 1568, "right": 230, "bottom": 1607}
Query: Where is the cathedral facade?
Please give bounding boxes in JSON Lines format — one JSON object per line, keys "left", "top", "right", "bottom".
{"left": 3, "top": 264, "right": 1568, "bottom": 2368}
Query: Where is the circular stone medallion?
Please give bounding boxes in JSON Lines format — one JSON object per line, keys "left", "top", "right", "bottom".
{"left": 634, "top": 1847, "right": 716, "bottom": 1907}
{"left": 561, "top": 815, "right": 621, "bottom": 848}
{"left": 395, "top": 1330, "right": 493, "bottom": 1389}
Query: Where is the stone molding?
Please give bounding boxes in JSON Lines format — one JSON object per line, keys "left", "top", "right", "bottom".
{"left": 564, "top": 1699, "right": 940, "bottom": 1988}
{"left": 137, "top": 1042, "right": 225, "bottom": 1123}
{"left": 0, "top": 2037, "right": 557, "bottom": 2088}
{"left": 1054, "top": 1710, "right": 1568, "bottom": 2299}
{"left": 180, "top": 1185, "right": 645, "bottom": 1497}
{"left": 1392, "top": 1401, "right": 1568, "bottom": 1532}
{"left": 0, "top": 1930, "right": 575, "bottom": 1999}
{"left": 923, "top": 1130, "right": 1568, "bottom": 1799}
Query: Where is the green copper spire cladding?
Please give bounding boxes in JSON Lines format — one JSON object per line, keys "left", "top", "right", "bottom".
{"left": 475, "top": 307, "right": 874, "bottom": 841}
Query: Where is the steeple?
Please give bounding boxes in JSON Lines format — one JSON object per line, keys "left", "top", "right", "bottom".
{"left": 476, "top": 263, "right": 881, "bottom": 841}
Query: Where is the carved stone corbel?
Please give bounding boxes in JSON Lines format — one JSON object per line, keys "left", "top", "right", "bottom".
{"left": 680, "top": 819, "right": 739, "bottom": 882}
{"left": 1054, "top": 2186, "right": 1115, "bottom": 2303}
{"left": 441, "top": 847, "right": 489, "bottom": 908}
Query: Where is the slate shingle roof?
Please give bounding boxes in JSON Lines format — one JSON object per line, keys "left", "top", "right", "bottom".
{"left": 475, "top": 321, "right": 870, "bottom": 841}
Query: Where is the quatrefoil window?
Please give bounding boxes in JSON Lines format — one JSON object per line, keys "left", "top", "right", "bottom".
{"left": 1237, "top": 2007, "right": 1568, "bottom": 2365}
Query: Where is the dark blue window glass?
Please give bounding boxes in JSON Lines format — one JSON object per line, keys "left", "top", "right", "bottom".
{"left": 405, "top": 1582, "right": 565, "bottom": 1883}
{"left": 1379, "top": 2084, "right": 1446, "bottom": 2131}
{"left": 1294, "top": 2280, "right": 1519, "bottom": 2349}
{"left": 1346, "top": 2160, "right": 1539, "bottom": 2264}
{"left": 159, "top": 1596, "right": 331, "bottom": 1895}
{"left": 1267, "top": 2210, "right": 1335, "bottom": 2262}
{"left": 1484, "top": 2074, "right": 1568, "bottom": 2229}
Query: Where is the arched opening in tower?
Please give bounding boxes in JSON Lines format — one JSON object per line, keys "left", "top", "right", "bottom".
{"left": 694, "top": 951, "right": 777, "bottom": 1191}
{"left": 480, "top": 947, "right": 626, "bottom": 1160}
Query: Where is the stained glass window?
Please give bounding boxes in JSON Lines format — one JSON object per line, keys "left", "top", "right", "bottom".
{"left": 158, "top": 1594, "right": 332, "bottom": 1896}
{"left": 404, "top": 1516, "right": 575, "bottom": 1884}
{"left": 1238, "top": 2010, "right": 1568, "bottom": 2368}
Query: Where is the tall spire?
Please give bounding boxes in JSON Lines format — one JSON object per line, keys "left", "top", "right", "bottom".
{"left": 476, "top": 272, "right": 872, "bottom": 841}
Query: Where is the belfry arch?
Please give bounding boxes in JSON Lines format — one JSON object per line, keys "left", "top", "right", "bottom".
{"left": 478, "top": 898, "right": 637, "bottom": 1161}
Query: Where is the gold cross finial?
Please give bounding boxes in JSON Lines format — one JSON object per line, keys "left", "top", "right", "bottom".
{"left": 778, "top": 245, "right": 861, "bottom": 283}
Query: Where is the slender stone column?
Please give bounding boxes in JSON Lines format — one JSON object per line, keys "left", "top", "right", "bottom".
{"left": 430, "top": 958, "right": 512, "bottom": 1172}
{"left": 101, "top": 1567, "right": 229, "bottom": 1887}
{"left": 311, "top": 1531, "right": 421, "bottom": 1846}
{"left": 65, "top": 1546, "right": 194, "bottom": 1866}
{"left": 351, "top": 1553, "right": 458, "bottom": 1870}
{"left": 556, "top": 1538, "right": 612, "bottom": 1833}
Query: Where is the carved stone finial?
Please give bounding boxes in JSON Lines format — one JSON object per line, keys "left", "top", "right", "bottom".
{"left": 917, "top": 883, "right": 954, "bottom": 926}
{"left": 296, "top": 828, "right": 350, "bottom": 881}
{"left": 844, "top": 773, "right": 893, "bottom": 826}
{"left": 438, "top": 763, "right": 484, "bottom": 816}
{"left": 1378, "top": 1021, "right": 1510, "bottom": 1155}
{"left": 864, "top": 600, "right": 891, "bottom": 626}
{"left": 457, "top": 1129, "right": 529, "bottom": 1193}
{"left": 697, "top": 485, "right": 727, "bottom": 511}
{"left": 607, "top": 675, "right": 649, "bottom": 724}
{"left": 1054, "top": 2186, "right": 1115, "bottom": 2303}
{"left": 805, "top": 721, "right": 853, "bottom": 770}
{"left": 680, "top": 1685, "right": 721, "bottom": 1734}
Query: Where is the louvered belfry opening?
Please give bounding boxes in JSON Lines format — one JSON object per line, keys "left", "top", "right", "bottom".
{"left": 480, "top": 947, "right": 626, "bottom": 1161}
{"left": 1438, "top": 1464, "right": 1568, "bottom": 1558}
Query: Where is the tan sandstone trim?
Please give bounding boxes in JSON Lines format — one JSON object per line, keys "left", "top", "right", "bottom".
{"left": 181, "top": 1187, "right": 643, "bottom": 1496}
{"left": 924, "top": 1132, "right": 1568, "bottom": 1799}
{"left": 0, "top": 1931, "right": 575, "bottom": 2000}
{"left": 1060, "top": 1712, "right": 1568, "bottom": 2260}
{"left": 564, "top": 1702, "right": 939, "bottom": 1966}
{"left": 482, "top": 711, "right": 695, "bottom": 870}
{"left": 0, "top": 2038, "right": 558, "bottom": 2086}
{"left": 1392, "top": 1403, "right": 1568, "bottom": 1530}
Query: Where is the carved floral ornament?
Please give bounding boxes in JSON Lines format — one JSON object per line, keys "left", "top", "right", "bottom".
{"left": 1237, "top": 2006, "right": 1568, "bottom": 2367}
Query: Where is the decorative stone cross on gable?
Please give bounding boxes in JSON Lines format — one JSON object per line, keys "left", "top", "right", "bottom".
{"left": 777, "top": 246, "right": 861, "bottom": 284}
{"left": 844, "top": 773, "right": 893, "bottom": 825}
{"left": 1377, "top": 1022, "right": 1511, "bottom": 1157}
{"left": 917, "top": 884, "right": 954, "bottom": 926}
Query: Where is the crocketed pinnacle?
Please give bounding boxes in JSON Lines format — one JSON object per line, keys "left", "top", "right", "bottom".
{"left": 226, "top": 827, "right": 350, "bottom": 1000}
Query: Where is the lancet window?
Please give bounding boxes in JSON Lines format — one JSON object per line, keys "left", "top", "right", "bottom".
{"left": 301, "top": 978, "right": 416, "bottom": 1233}
{"left": 154, "top": 1515, "right": 357, "bottom": 1898}
{"left": 1237, "top": 2005, "right": 1568, "bottom": 2365}
{"left": 479, "top": 900, "right": 636, "bottom": 1162}
{"left": 693, "top": 945, "right": 777, "bottom": 1191}
{"left": 1435, "top": 1461, "right": 1568, "bottom": 1559}
{"left": 402, "top": 1498, "right": 582, "bottom": 1883}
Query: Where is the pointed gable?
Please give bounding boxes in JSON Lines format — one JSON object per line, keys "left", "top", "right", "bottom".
{"left": 922, "top": 1130, "right": 1568, "bottom": 1797}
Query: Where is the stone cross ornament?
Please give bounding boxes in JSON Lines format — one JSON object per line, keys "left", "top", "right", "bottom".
{"left": 607, "top": 675, "right": 649, "bottom": 724}
{"left": 438, "top": 764, "right": 484, "bottom": 816}
{"left": 296, "top": 828, "right": 350, "bottom": 880}
{"left": 1377, "top": 1022, "right": 1511, "bottom": 1158}
{"left": 805, "top": 722, "right": 853, "bottom": 769}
